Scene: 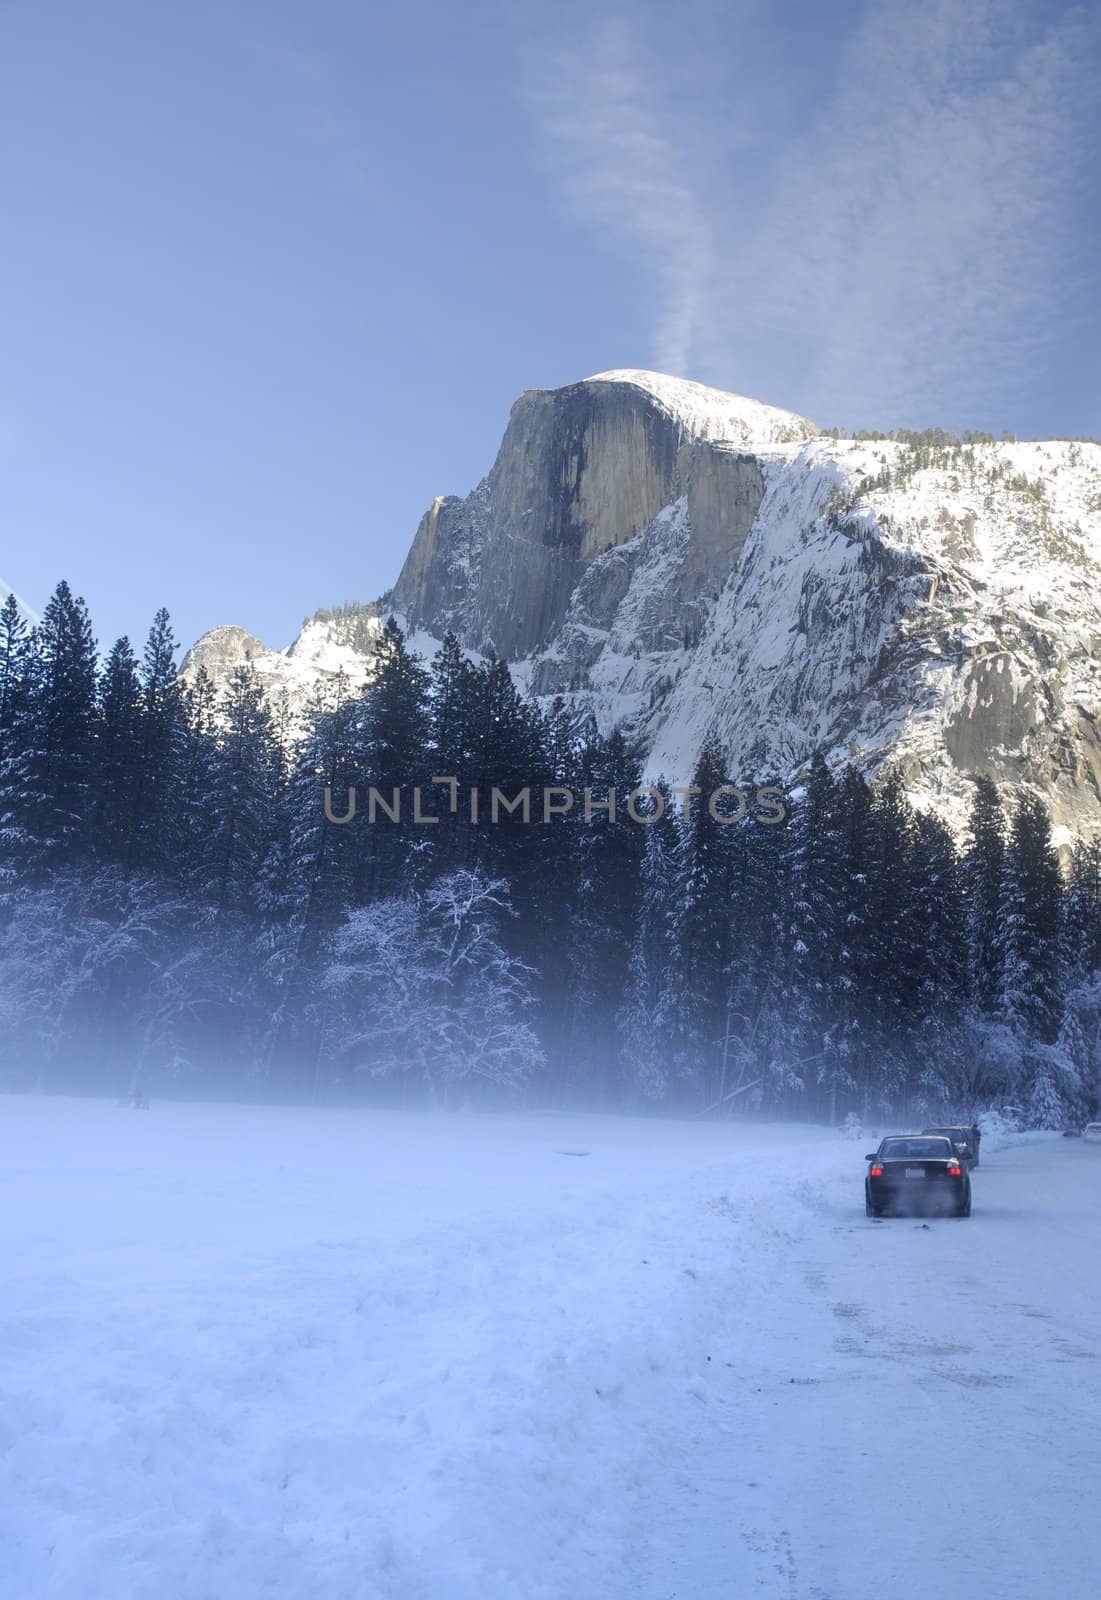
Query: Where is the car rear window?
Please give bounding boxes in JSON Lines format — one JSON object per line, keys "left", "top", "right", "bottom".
{"left": 879, "top": 1138, "right": 953, "bottom": 1159}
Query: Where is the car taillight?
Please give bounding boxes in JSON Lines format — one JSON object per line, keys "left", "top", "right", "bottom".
{"left": 869, "top": 1165, "right": 884, "bottom": 1177}
{"left": 946, "top": 1164, "right": 962, "bottom": 1177}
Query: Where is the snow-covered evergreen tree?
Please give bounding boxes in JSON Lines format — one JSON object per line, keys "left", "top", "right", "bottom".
{"left": 998, "top": 792, "right": 1063, "bottom": 1044}
{"left": 0, "top": 593, "right": 35, "bottom": 880}
{"left": 351, "top": 616, "right": 430, "bottom": 901}
{"left": 94, "top": 636, "right": 143, "bottom": 862}
{"left": 23, "top": 581, "right": 98, "bottom": 869}
{"left": 965, "top": 775, "right": 1007, "bottom": 1014}
{"left": 1066, "top": 837, "right": 1101, "bottom": 980}
{"left": 563, "top": 727, "right": 644, "bottom": 1100}
{"left": 130, "top": 608, "right": 186, "bottom": 875}
{"left": 832, "top": 765, "right": 876, "bottom": 1114}
{"left": 200, "top": 665, "right": 284, "bottom": 917}
{"left": 618, "top": 782, "right": 677, "bottom": 1100}
{"left": 785, "top": 753, "right": 849, "bottom": 1116}
{"left": 657, "top": 738, "right": 740, "bottom": 1104}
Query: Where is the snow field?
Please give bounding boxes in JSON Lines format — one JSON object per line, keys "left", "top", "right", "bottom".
{"left": 2, "top": 1098, "right": 1099, "bottom": 1598}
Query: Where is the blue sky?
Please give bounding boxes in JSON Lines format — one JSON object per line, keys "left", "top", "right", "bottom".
{"left": 2, "top": 0, "right": 1098, "bottom": 655}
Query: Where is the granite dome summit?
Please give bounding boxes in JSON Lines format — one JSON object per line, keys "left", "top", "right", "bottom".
{"left": 184, "top": 370, "right": 1101, "bottom": 840}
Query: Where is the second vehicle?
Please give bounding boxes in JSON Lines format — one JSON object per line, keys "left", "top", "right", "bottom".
{"left": 922, "top": 1124, "right": 981, "bottom": 1169}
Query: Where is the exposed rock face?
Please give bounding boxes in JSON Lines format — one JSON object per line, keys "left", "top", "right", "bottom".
{"left": 181, "top": 625, "right": 271, "bottom": 678}
{"left": 391, "top": 371, "right": 816, "bottom": 658}
{"left": 185, "top": 370, "right": 1101, "bottom": 840}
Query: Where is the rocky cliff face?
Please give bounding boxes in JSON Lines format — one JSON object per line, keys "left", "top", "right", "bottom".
{"left": 391, "top": 371, "right": 817, "bottom": 659}
{"left": 184, "top": 370, "right": 1101, "bottom": 840}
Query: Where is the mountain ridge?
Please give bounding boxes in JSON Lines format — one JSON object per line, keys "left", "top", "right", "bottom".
{"left": 183, "top": 370, "right": 1101, "bottom": 839}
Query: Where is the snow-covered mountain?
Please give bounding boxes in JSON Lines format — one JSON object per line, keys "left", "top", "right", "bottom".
{"left": 184, "top": 369, "right": 1101, "bottom": 838}
{"left": 182, "top": 614, "right": 382, "bottom": 719}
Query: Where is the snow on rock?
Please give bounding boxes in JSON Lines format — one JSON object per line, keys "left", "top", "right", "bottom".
{"left": 183, "top": 372, "right": 1101, "bottom": 837}
{"left": 648, "top": 436, "right": 1101, "bottom": 836}
{"left": 530, "top": 431, "right": 1101, "bottom": 837}
{"left": 182, "top": 610, "right": 403, "bottom": 736}
{"left": 582, "top": 369, "right": 819, "bottom": 447}
{"left": 181, "top": 613, "right": 381, "bottom": 721}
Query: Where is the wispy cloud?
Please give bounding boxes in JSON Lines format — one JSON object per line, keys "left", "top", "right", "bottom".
{"left": 737, "top": 0, "right": 1099, "bottom": 423}
{"left": 520, "top": 2, "right": 717, "bottom": 376}
{"left": 520, "top": 0, "right": 1098, "bottom": 425}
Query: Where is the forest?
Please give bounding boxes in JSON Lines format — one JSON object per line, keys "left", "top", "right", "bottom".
{"left": 1, "top": 581, "right": 1099, "bottom": 1124}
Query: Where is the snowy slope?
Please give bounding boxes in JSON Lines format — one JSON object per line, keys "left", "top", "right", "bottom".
{"left": 180, "top": 613, "right": 382, "bottom": 722}
{"left": 519, "top": 430, "right": 1101, "bottom": 836}
{"left": 180, "top": 611, "right": 479, "bottom": 736}
{"left": 640, "top": 436, "right": 1101, "bottom": 834}
{"left": 583, "top": 368, "right": 819, "bottom": 446}
{"left": 2, "top": 1095, "right": 1098, "bottom": 1598}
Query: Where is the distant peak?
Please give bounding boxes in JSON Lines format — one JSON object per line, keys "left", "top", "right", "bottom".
{"left": 579, "top": 369, "right": 818, "bottom": 447}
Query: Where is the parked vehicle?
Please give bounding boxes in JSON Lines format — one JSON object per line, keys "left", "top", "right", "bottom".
{"left": 865, "top": 1135, "right": 971, "bottom": 1218}
{"left": 1083, "top": 1123, "right": 1101, "bottom": 1144}
{"left": 922, "top": 1125, "right": 979, "bottom": 1169}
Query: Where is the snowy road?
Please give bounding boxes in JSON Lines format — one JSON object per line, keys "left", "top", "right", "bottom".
{"left": 2, "top": 1098, "right": 1099, "bottom": 1599}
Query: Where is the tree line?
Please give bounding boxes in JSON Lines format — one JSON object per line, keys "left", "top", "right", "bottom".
{"left": 1, "top": 581, "right": 1098, "bottom": 1122}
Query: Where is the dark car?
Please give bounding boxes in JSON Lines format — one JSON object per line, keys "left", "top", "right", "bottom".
{"left": 865, "top": 1135, "right": 971, "bottom": 1218}
{"left": 922, "top": 1125, "right": 980, "bottom": 1170}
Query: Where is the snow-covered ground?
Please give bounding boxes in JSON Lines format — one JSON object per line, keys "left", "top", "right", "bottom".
{"left": 2, "top": 1098, "right": 1099, "bottom": 1598}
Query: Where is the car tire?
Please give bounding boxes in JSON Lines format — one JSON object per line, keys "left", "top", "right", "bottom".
{"left": 957, "top": 1195, "right": 971, "bottom": 1218}
{"left": 865, "top": 1198, "right": 883, "bottom": 1218}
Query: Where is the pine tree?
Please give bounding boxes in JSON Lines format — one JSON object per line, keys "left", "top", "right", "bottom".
{"left": 351, "top": 616, "right": 430, "bottom": 901}
{"left": 1026, "top": 1052, "right": 1067, "bottom": 1130}
{"left": 998, "top": 793, "right": 1064, "bottom": 1044}
{"left": 0, "top": 593, "right": 35, "bottom": 880}
{"left": 619, "top": 782, "right": 678, "bottom": 1099}
{"left": 1055, "top": 1007, "right": 1089, "bottom": 1115}
{"left": 722, "top": 778, "right": 792, "bottom": 1112}
{"left": 263, "top": 685, "right": 361, "bottom": 1083}
{"left": 785, "top": 753, "right": 848, "bottom": 1117}
{"left": 965, "top": 775, "right": 1006, "bottom": 1013}
{"left": 448, "top": 651, "right": 555, "bottom": 1056}
{"left": 94, "top": 637, "right": 143, "bottom": 862}
{"left": 463, "top": 655, "right": 547, "bottom": 873}
{"left": 663, "top": 737, "right": 737, "bottom": 1106}
{"left": 174, "top": 666, "right": 219, "bottom": 889}
{"left": 424, "top": 633, "right": 471, "bottom": 871}
{"left": 865, "top": 770, "right": 920, "bottom": 1100}
{"left": 729, "top": 777, "right": 800, "bottom": 1113}
{"left": 200, "top": 665, "right": 284, "bottom": 917}
{"left": 130, "top": 608, "right": 186, "bottom": 875}
{"left": 522, "top": 697, "right": 580, "bottom": 1091}
{"left": 562, "top": 727, "right": 644, "bottom": 1100}
{"left": 908, "top": 812, "right": 969, "bottom": 1108}
{"left": 832, "top": 765, "right": 876, "bottom": 1115}
{"left": 288, "top": 683, "right": 358, "bottom": 940}
{"left": 0, "top": 593, "right": 31, "bottom": 760}
{"left": 23, "top": 581, "right": 98, "bottom": 869}
{"left": 1066, "top": 838, "right": 1101, "bottom": 980}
